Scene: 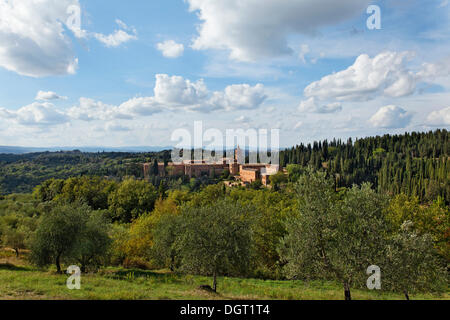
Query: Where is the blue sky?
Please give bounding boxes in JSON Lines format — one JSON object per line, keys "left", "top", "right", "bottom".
{"left": 0, "top": 0, "right": 449, "bottom": 148}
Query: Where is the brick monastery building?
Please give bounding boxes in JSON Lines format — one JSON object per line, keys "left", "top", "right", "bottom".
{"left": 143, "top": 147, "right": 279, "bottom": 186}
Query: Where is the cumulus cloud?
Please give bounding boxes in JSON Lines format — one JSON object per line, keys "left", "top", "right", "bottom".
{"left": 369, "top": 105, "right": 412, "bottom": 128}
{"left": 93, "top": 20, "right": 137, "bottom": 47}
{"left": 68, "top": 98, "right": 135, "bottom": 121}
{"left": 117, "top": 97, "right": 161, "bottom": 117}
{"left": 0, "top": 0, "right": 80, "bottom": 77}
{"left": 154, "top": 74, "right": 208, "bottom": 106}
{"left": 0, "top": 102, "right": 68, "bottom": 126}
{"left": 65, "top": 74, "right": 268, "bottom": 121}
{"left": 139, "top": 75, "right": 266, "bottom": 112}
{"left": 416, "top": 56, "right": 450, "bottom": 81}
{"left": 157, "top": 40, "right": 184, "bottom": 58}
{"left": 35, "top": 91, "right": 67, "bottom": 101}
{"left": 0, "top": 75, "right": 268, "bottom": 131}
{"left": 298, "top": 97, "right": 342, "bottom": 113}
{"left": 298, "top": 52, "right": 450, "bottom": 116}
{"left": 0, "top": 1, "right": 137, "bottom": 77}
{"left": 426, "top": 107, "right": 450, "bottom": 126}
{"left": 303, "top": 52, "right": 419, "bottom": 102}
{"left": 187, "top": 0, "right": 371, "bottom": 61}
{"left": 210, "top": 84, "right": 267, "bottom": 111}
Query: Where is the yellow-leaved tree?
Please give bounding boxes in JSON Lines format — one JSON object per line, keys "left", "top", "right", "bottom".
{"left": 120, "top": 198, "right": 179, "bottom": 268}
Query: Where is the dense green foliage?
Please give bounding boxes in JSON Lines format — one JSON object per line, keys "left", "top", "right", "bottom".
{"left": 280, "top": 130, "right": 449, "bottom": 204}
{"left": 0, "top": 150, "right": 169, "bottom": 194}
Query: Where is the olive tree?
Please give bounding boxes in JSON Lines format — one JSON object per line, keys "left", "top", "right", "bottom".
{"left": 280, "top": 170, "right": 339, "bottom": 281}
{"left": 152, "top": 213, "right": 181, "bottom": 272}
{"left": 155, "top": 199, "right": 253, "bottom": 292}
{"left": 384, "top": 221, "right": 447, "bottom": 300}
{"left": 280, "top": 169, "right": 390, "bottom": 300}
{"left": 73, "top": 211, "right": 111, "bottom": 272}
{"left": 30, "top": 203, "right": 111, "bottom": 273}
{"left": 30, "top": 203, "right": 88, "bottom": 273}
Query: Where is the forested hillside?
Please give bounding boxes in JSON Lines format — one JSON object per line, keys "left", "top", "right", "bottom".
{"left": 280, "top": 130, "right": 449, "bottom": 204}
{"left": 0, "top": 150, "right": 170, "bottom": 194}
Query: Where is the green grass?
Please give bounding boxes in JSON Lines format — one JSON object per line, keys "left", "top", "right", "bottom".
{"left": 0, "top": 257, "right": 448, "bottom": 300}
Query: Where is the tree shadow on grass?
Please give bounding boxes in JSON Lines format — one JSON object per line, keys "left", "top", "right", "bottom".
{"left": 107, "top": 269, "right": 183, "bottom": 284}
{"left": 0, "top": 263, "right": 30, "bottom": 271}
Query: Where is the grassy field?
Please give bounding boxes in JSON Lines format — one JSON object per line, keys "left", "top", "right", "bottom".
{"left": 0, "top": 252, "right": 448, "bottom": 300}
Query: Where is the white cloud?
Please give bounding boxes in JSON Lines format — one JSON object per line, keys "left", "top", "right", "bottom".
{"left": 0, "top": 102, "right": 68, "bottom": 126}
{"left": 68, "top": 98, "right": 135, "bottom": 121}
{"left": 319, "top": 102, "right": 343, "bottom": 114}
{"left": 35, "top": 91, "right": 67, "bottom": 101}
{"left": 416, "top": 56, "right": 450, "bottom": 81}
{"left": 93, "top": 20, "right": 137, "bottom": 47}
{"left": 68, "top": 98, "right": 114, "bottom": 121}
{"left": 187, "top": 0, "right": 371, "bottom": 61}
{"left": 369, "top": 105, "right": 412, "bottom": 128}
{"left": 299, "top": 52, "right": 450, "bottom": 121}
{"left": 116, "top": 97, "right": 158, "bottom": 116}
{"left": 154, "top": 74, "right": 208, "bottom": 106}
{"left": 0, "top": 1, "right": 137, "bottom": 77}
{"left": 426, "top": 107, "right": 450, "bottom": 126}
{"left": 298, "top": 97, "right": 316, "bottom": 112}
{"left": 0, "top": 0, "right": 80, "bottom": 77}
{"left": 146, "top": 75, "right": 266, "bottom": 112}
{"left": 211, "top": 84, "right": 267, "bottom": 110}
{"left": 1, "top": 75, "right": 268, "bottom": 140}
{"left": 304, "top": 51, "right": 418, "bottom": 102}
{"left": 298, "top": 97, "right": 342, "bottom": 113}
{"left": 66, "top": 75, "right": 268, "bottom": 121}
{"left": 157, "top": 40, "right": 184, "bottom": 58}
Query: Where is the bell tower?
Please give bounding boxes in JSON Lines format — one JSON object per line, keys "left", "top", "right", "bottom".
{"left": 234, "top": 145, "right": 241, "bottom": 162}
{"left": 229, "top": 145, "right": 241, "bottom": 175}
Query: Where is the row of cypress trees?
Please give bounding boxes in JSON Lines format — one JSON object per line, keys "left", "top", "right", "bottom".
{"left": 280, "top": 130, "right": 449, "bottom": 203}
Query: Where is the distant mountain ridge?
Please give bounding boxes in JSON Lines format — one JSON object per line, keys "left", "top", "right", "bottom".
{"left": 0, "top": 146, "right": 173, "bottom": 154}
{"left": 0, "top": 146, "right": 275, "bottom": 154}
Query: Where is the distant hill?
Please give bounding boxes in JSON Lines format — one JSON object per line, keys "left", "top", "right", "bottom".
{"left": 0, "top": 149, "right": 175, "bottom": 194}
{"left": 0, "top": 146, "right": 173, "bottom": 154}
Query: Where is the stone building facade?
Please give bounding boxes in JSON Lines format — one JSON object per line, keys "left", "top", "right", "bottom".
{"left": 143, "top": 147, "right": 279, "bottom": 186}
